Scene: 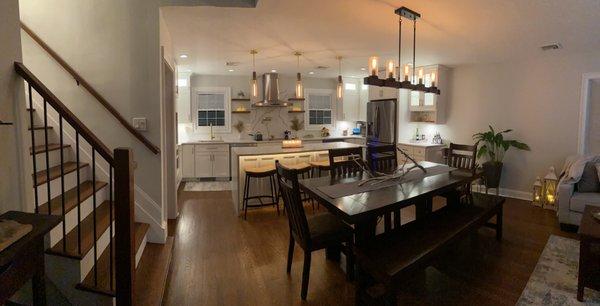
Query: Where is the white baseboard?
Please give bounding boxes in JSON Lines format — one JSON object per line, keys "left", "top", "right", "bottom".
{"left": 472, "top": 184, "right": 532, "bottom": 201}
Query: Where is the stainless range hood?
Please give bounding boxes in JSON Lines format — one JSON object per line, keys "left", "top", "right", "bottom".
{"left": 253, "top": 73, "right": 289, "bottom": 107}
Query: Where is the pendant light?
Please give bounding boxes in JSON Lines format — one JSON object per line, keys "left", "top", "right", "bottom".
{"left": 336, "top": 56, "right": 343, "bottom": 100}
{"left": 294, "top": 51, "right": 303, "bottom": 99}
{"left": 363, "top": 7, "right": 440, "bottom": 95}
{"left": 250, "top": 49, "right": 258, "bottom": 99}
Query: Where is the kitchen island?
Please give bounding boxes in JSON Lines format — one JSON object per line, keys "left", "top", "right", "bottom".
{"left": 231, "top": 142, "right": 362, "bottom": 215}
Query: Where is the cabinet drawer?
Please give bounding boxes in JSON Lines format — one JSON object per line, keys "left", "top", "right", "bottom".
{"left": 413, "top": 147, "right": 426, "bottom": 157}
{"left": 195, "top": 144, "right": 229, "bottom": 152}
{"left": 397, "top": 145, "right": 414, "bottom": 155}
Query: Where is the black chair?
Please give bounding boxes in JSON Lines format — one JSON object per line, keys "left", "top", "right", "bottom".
{"left": 328, "top": 147, "right": 364, "bottom": 178}
{"left": 367, "top": 144, "right": 401, "bottom": 232}
{"left": 276, "top": 161, "right": 354, "bottom": 300}
{"left": 442, "top": 143, "right": 478, "bottom": 203}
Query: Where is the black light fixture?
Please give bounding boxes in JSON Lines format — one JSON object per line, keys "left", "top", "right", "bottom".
{"left": 363, "top": 7, "right": 440, "bottom": 95}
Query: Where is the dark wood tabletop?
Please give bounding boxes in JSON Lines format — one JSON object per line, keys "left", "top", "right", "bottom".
{"left": 299, "top": 162, "right": 479, "bottom": 225}
{"left": 579, "top": 205, "right": 600, "bottom": 241}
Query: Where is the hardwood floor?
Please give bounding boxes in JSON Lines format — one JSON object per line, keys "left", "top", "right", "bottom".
{"left": 163, "top": 189, "right": 575, "bottom": 305}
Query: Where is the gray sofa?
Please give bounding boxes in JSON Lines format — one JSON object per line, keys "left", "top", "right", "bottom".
{"left": 558, "top": 156, "right": 600, "bottom": 228}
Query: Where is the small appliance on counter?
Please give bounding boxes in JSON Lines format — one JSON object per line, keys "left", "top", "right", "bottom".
{"left": 320, "top": 127, "right": 330, "bottom": 137}
{"left": 354, "top": 121, "right": 366, "bottom": 136}
{"left": 432, "top": 132, "right": 443, "bottom": 144}
{"left": 249, "top": 131, "right": 263, "bottom": 141}
{"left": 284, "top": 130, "right": 292, "bottom": 140}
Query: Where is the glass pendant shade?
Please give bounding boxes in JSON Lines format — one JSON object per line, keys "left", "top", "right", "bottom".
{"left": 369, "top": 56, "right": 378, "bottom": 76}
{"left": 337, "top": 75, "right": 343, "bottom": 100}
{"left": 386, "top": 60, "right": 395, "bottom": 79}
{"left": 251, "top": 71, "right": 258, "bottom": 98}
{"left": 295, "top": 73, "right": 303, "bottom": 99}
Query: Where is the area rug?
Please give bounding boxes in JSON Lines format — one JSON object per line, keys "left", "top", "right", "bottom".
{"left": 183, "top": 181, "right": 232, "bottom": 192}
{"left": 517, "top": 235, "right": 600, "bottom": 305}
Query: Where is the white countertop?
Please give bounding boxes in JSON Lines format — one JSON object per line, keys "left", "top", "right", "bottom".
{"left": 398, "top": 141, "right": 446, "bottom": 148}
{"left": 231, "top": 141, "right": 362, "bottom": 156}
{"left": 180, "top": 135, "right": 365, "bottom": 145}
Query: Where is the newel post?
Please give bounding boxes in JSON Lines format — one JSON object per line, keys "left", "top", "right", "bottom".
{"left": 114, "top": 148, "right": 134, "bottom": 306}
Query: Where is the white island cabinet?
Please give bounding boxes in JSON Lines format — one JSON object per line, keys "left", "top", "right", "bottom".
{"left": 230, "top": 142, "right": 363, "bottom": 215}
{"left": 181, "top": 143, "right": 230, "bottom": 179}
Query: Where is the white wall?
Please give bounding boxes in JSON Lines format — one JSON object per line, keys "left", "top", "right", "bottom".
{"left": 0, "top": 0, "right": 28, "bottom": 213}
{"left": 587, "top": 79, "right": 600, "bottom": 153}
{"left": 180, "top": 74, "right": 339, "bottom": 142}
{"left": 20, "top": 0, "right": 167, "bottom": 241}
{"left": 398, "top": 51, "right": 600, "bottom": 193}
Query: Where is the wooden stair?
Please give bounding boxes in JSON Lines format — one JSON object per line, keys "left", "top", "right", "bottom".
{"left": 29, "top": 125, "right": 53, "bottom": 131}
{"left": 29, "top": 143, "right": 70, "bottom": 155}
{"left": 37, "top": 180, "right": 107, "bottom": 215}
{"left": 76, "top": 223, "right": 150, "bottom": 296}
{"left": 134, "top": 237, "right": 174, "bottom": 305}
{"left": 46, "top": 200, "right": 113, "bottom": 259}
{"left": 33, "top": 161, "right": 89, "bottom": 186}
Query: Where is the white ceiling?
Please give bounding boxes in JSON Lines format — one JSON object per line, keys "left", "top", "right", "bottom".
{"left": 162, "top": 0, "right": 600, "bottom": 78}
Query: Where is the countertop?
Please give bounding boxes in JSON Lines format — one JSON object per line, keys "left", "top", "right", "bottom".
{"left": 180, "top": 135, "right": 365, "bottom": 145}
{"left": 231, "top": 141, "right": 362, "bottom": 156}
{"left": 398, "top": 141, "right": 446, "bottom": 148}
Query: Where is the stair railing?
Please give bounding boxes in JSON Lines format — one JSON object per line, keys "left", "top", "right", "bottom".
{"left": 15, "top": 62, "right": 135, "bottom": 304}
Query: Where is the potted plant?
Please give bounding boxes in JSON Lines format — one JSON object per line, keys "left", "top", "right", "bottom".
{"left": 473, "top": 126, "right": 530, "bottom": 189}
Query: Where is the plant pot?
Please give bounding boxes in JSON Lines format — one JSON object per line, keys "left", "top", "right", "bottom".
{"left": 482, "top": 161, "right": 503, "bottom": 189}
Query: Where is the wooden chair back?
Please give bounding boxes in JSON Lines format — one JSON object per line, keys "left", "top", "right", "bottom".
{"left": 444, "top": 143, "right": 478, "bottom": 173}
{"left": 328, "top": 147, "right": 364, "bottom": 178}
{"left": 367, "top": 144, "right": 397, "bottom": 173}
{"left": 276, "top": 161, "right": 311, "bottom": 248}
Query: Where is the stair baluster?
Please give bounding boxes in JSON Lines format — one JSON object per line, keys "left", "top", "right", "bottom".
{"left": 28, "top": 84, "right": 39, "bottom": 213}
{"left": 60, "top": 115, "right": 66, "bottom": 252}
{"left": 43, "top": 99, "right": 51, "bottom": 215}
{"left": 109, "top": 166, "right": 114, "bottom": 291}
{"left": 92, "top": 149, "right": 98, "bottom": 286}
{"left": 76, "top": 132, "right": 82, "bottom": 255}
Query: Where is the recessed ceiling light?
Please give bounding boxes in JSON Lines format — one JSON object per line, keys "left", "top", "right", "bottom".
{"left": 309, "top": 71, "right": 314, "bottom": 75}
{"left": 228, "top": 69, "right": 234, "bottom": 72}
{"left": 271, "top": 69, "right": 277, "bottom": 72}
{"left": 179, "top": 54, "right": 188, "bottom": 59}
{"left": 360, "top": 67, "right": 366, "bottom": 71}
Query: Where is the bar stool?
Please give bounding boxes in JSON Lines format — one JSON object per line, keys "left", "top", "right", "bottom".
{"left": 243, "top": 165, "right": 279, "bottom": 220}
{"left": 309, "top": 160, "right": 330, "bottom": 177}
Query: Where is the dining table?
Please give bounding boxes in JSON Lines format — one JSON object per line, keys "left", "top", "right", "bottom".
{"left": 299, "top": 161, "right": 480, "bottom": 246}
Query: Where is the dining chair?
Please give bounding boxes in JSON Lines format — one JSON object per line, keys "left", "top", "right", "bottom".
{"left": 275, "top": 161, "right": 354, "bottom": 300}
{"left": 328, "top": 147, "right": 364, "bottom": 178}
{"left": 367, "top": 144, "right": 401, "bottom": 231}
{"left": 443, "top": 143, "right": 478, "bottom": 203}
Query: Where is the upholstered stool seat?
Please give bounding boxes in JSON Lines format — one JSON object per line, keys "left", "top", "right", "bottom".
{"left": 242, "top": 165, "right": 279, "bottom": 219}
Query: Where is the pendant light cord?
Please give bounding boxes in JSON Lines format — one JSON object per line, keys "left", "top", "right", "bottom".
{"left": 398, "top": 16, "right": 402, "bottom": 81}
{"left": 412, "top": 18, "right": 416, "bottom": 82}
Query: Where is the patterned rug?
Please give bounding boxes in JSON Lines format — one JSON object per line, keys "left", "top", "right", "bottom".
{"left": 183, "top": 181, "right": 232, "bottom": 192}
{"left": 517, "top": 235, "right": 600, "bottom": 305}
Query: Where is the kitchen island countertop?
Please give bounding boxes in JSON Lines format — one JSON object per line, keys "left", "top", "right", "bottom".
{"left": 231, "top": 141, "right": 362, "bottom": 156}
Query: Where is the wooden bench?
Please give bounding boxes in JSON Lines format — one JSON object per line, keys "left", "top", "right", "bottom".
{"left": 354, "top": 192, "right": 505, "bottom": 305}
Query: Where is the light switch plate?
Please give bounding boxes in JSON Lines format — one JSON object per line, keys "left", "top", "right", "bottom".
{"left": 132, "top": 117, "right": 147, "bottom": 131}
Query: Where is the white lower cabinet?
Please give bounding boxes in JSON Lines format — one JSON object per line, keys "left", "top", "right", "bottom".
{"left": 182, "top": 144, "right": 230, "bottom": 179}
{"left": 397, "top": 143, "right": 445, "bottom": 164}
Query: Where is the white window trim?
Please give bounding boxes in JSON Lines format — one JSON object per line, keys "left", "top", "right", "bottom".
{"left": 304, "top": 88, "right": 336, "bottom": 130}
{"left": 192, "top": 87, "right": 231, "bottom": 133}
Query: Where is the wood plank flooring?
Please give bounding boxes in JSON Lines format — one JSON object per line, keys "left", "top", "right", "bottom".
{"left": 163, "top": 189, "right": 575, "bottom": 305}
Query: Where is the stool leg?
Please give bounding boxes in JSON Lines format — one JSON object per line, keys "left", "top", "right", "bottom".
{"left": 270, "top": 175, "right": 280, "bottom": 215}
{"left": 243, "top": 174, "right": 250, "bottom": 220}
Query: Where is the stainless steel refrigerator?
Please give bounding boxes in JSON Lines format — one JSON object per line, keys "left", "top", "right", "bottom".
{"left": 366, "top": 99, "right": 397, "bottom": 144}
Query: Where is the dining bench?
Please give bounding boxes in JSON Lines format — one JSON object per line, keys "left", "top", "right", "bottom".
{"left": 353, "top": 192, "right": 505, "bottom": 305}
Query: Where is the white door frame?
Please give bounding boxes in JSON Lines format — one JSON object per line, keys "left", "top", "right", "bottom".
{"left": 577, "top": 73, "right": 600, "bottom": 154}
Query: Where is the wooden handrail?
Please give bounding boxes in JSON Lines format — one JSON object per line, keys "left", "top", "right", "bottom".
{"left": 15, "top": 62, "right": 115, "bottom": 164}
{"left": 20, "top": 22, "right": 160, "bottom": 155}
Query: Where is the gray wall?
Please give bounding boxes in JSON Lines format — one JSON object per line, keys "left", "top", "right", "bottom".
{"left": 0, "top": 0, "right": 27, "bottom": 213}
{"left": 588, "top": 80, "right": 600, "bottom": 153}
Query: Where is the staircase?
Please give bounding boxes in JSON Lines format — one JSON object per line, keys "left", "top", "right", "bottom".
{"left": 15, "top": 62, "right": 173, "bottom": 305}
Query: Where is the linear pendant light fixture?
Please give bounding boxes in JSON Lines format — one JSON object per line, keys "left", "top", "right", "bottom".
{"left": 364, "top": 7, "right": 440, "bottom": 95}
{"left": 250, "top": 49, "right": 259, "bottom": 98}
{"left": 294, "top": 51, "right": 304, "bottom": 99}
{"left": 336, "top": 56, "right": 343, "bottom": 100}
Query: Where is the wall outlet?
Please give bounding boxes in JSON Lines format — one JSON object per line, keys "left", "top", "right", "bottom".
{"left": 132, "top": 117, "right": 147, "bottom": 131}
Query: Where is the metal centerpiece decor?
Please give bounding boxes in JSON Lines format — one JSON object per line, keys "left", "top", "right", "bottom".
{"left": 355, "top": 146, "right": 427, "bottom": 187}
{"left": 364, "top": 7, "right": 440, "bottom": 94}
{"left": 473, "top": 126, "right": 530, "bottom": 189}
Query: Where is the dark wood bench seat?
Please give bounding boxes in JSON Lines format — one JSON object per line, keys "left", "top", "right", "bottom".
{"left": 354, "top": 192, "right": 505, "bottom": 305}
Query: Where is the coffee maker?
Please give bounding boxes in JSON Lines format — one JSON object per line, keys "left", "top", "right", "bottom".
{"left": 353, "top": 121, "right": 366, "bottom": 136}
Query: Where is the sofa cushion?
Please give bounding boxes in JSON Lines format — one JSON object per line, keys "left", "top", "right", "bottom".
{"left": 597, "top": 164, "right": 600, "bottom": 182}
{"left": 577, "top": 162, "right": 600, "bottom": 192}
{"left": 570, "top": 192, "right": 600, "bottom": 213}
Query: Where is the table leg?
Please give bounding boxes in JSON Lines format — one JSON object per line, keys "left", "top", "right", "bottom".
{"left": 355, "top": 218, "right": 377, "bottom": 246}
{"left": 32, "top": 242, "right": 46, "bottom": 306}
{"left": 325, "top": 243, "right": 341, "bottom": 262}
{"left": 578, "top": 239, "right": 588, "bottom": 302}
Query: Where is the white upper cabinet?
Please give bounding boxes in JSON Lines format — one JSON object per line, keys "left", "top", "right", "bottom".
{"left": 340, "top": 78, "right": 361, "bottom": 122}
{"left": 407, "top": 65, "right": 448, "bottom": 124}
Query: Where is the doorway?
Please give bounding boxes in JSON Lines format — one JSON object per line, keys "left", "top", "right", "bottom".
{"left": 162, "top": 54, "right": 178, "bottom": 220}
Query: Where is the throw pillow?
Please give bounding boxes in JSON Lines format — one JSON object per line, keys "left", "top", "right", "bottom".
{"left": 596, "top": 163, "right": 600, "bottom": 182}
{"left": 577, "top": 162, "right": 600, "bottom": 192}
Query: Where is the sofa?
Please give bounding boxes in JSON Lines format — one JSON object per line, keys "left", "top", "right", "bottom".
{"left": 558, "top": 155, "right": 600, "bottom": 228}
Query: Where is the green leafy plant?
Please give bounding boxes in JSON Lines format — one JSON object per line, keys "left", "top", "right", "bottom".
{"left": 473, "top": 125, "right": 530, "bottom": 163}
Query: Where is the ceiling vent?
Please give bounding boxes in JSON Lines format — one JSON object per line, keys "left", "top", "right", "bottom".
{"left": 226, "top": 61, "right": 240, "bottom": 66}
{"left": 541, "top": 43, "right": 562, "bottom": 51}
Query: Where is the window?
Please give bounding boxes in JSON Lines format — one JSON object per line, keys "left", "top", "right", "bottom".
{"left": 177, "top": 78, "right": 188, "bottom": 87}
{"left": 194, "top": 87, "right": 231, "bottom": 132}
{"left": 305, "top": 89, "right": 335, "bottom": 129}
{"left": 345, "top": 83, "right": 357, "bottom": 91}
